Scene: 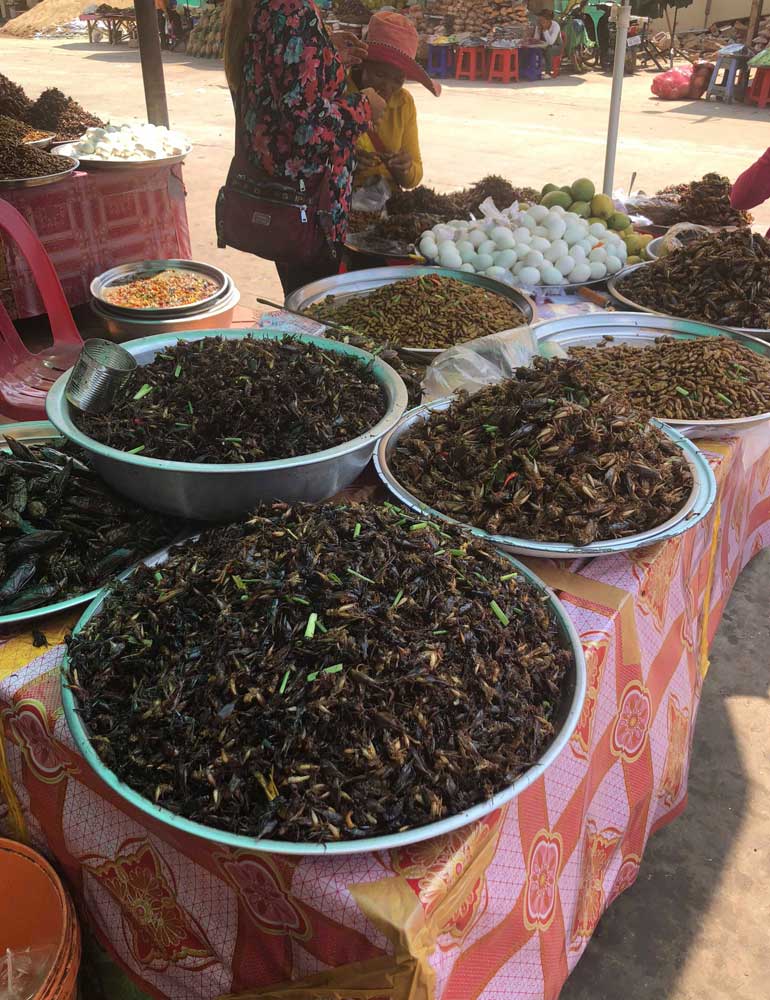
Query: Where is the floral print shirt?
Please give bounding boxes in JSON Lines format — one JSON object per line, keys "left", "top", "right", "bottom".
{"left": 240, "top": 0, "right": 372, "bottom": 243}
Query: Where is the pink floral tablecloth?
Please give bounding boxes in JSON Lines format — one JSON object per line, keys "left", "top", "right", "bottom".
{"left": 0, "top": 430, "right": 768, "bottom": 1000}
{"left": 0, "top": 166, "right": 191, "bottom": 319}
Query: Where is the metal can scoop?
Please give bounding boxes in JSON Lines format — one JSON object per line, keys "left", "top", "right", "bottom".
{"left": 65, "top": 339, "right": 137, "bottom": 415}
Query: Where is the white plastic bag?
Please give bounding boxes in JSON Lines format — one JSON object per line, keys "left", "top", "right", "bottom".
{"left": 422, "top": 327, "right": 566, "bottom": 403}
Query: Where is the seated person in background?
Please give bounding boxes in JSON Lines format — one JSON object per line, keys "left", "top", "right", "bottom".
{"left": 350, "top": 11, "right": 440, "bottom": 193}
{"left": 533, "top": 8, "right": 564, "bottom": 76}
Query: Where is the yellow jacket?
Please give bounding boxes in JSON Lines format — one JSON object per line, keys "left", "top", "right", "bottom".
{"left": 351, "top": 82, "right": 424, "bottom": 190}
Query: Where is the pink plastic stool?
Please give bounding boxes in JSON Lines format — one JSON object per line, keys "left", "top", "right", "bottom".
{"left": 0, "top": 199, "right": 83, "bottom": 420}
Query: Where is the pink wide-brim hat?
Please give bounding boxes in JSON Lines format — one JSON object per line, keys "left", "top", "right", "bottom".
{"left": 366, "top": 11, "right": 442, "bottom": 97}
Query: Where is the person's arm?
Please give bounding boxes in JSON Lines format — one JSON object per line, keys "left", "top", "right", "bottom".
{"left": 254, "top": 2, "right": 372, "bottom": 163}
{"left": 545, "top": 22, "right": 561, "bottom": 46}
{"left": 731, "top": 149, "right": 770, "bottom": 212}
{"left": 388, "top": 96, "right": 423, "bottom": 189}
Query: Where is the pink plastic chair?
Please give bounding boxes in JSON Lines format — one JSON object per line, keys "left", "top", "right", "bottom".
{"left": 0, "top": 199, "right": 83, "bottom": 420}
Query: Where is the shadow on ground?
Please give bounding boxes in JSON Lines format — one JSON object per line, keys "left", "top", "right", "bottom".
{"left": 561, "top": 549, "right": 770, "bottom": 999}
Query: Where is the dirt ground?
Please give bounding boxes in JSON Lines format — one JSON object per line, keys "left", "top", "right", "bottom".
{"left": 0, "top": 36, "right": 769, "bottom": 1000}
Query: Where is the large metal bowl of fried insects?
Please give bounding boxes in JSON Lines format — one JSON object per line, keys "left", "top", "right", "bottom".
{"left": 46, "top": 329, "right": 408, "bottom": 522}
{"left": 375, "top": 398, "right": 717, "bottom": 560}
{"left": 60, "top": 545, "right": 586, "bottom": 856}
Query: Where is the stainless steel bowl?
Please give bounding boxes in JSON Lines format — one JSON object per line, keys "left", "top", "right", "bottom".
{"left": 91, "top": 259, "right": 230, "bottom": 318}
{"left": 24, "top": 135, "right": 54, "bottom": 149}
{"left": 53, "top": 142, "right": 191, "bottom": 171}
{"left": 375, "top": 398, "right": 717, "bottom": 560}
{"left": 90, "top": 283, "right": 240, "bottom": 341}
{"left": 645, "top": 236, "right": 664, "bottom": 260}
{"left": 0, "top": 155, "right": 79, "bottom": 190}
{"left": 285, "top": 265, "right": 537, "bottom": 365}
{"left": 607, "top": 262, "right": 770, "bottom": 339}
{"left": 46, "top": 329, "right": 409, "bottom": 521}
{"left": 61, "top": 545, "right": 586, "bottom": 856}
{"left": 534, "top": 312, "right": 770, "bottom": 437}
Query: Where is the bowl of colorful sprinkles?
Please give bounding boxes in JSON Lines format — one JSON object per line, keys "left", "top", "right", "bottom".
{"left": 91, "top": 260, "right": 230, "bottom": 318}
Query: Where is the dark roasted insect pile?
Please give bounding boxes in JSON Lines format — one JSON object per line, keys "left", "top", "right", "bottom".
{"left": 74, "top": 336, "right": 387, "bottom": 463}
{"left": 385, "top": 176, "right": 540, "bottom": 221}
{"left": 0, "top": 115, "right": 51, "bottom": 145}
{"left": 391, "top": 357, "right": 694, "bottom": 546}
{"left": 617, "top": 230, "right": 770, "bottom": 330}
{"left": 0, "top": 437, "right": 184, "bottom": 614}
{"left": 0, "top": 143, "right": 74, "bottom": 181}
{"left": 0, "top": 74, "right": 32, "bottom": 123}
{"left": 66, "top": 502, "right": 573, "bottom": 842}
{"left": 319, "top": 328, "right": 424, "bottom": 407}
{"left": 568, "top": 336, "right": 770, "bottom": 421}
{"left": 305, "top": 274, "right": 527, "bottom": 349}
{"left": 24, "top": 88, "right": 104, "bottom": 143}
{"left": 676, "top": 173, "right": 751, "bottom": 228}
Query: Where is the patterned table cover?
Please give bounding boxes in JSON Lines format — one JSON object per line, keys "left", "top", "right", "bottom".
{"left": 0, "top": 166, "right": 191, "bottom": 320}
{"left": 0, "top": 428, "right": 768, "bottom": 1000}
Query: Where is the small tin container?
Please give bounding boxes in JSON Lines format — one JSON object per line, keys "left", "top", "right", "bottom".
{"left": 65, "top": 339, "right": 137, "bottom": 415}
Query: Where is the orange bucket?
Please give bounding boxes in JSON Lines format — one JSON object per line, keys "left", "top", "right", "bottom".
{"left": 0, "top": 838, "right": 81, "bottom": 999}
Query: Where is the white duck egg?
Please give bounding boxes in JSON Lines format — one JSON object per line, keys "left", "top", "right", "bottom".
{"left": 549, "top": 205, "right": 566, "bottom": 216}
{"left": 563, "top": 224, "right": 586, "bottom": 246}
{"left": 468, "top": 229, "right": 487, "bottom": 248}
{"left": 556, "top": 255, "right": 575, "bottom": 276}
{"left": 439, "top": 245, "right": 462, "bottom": 269}
{"left": 589, "top": 223, "right": 608, "bottom": 238}
{"left": 515, "top": 242, "right": 532, "bottom": 259}
{"left": 434, "top": 224, "right": 456, "bottom": 242}
{"left": 589, "top": 247, "right": 608, "bottom": 264}
{"left": 570, "top": 245, "right": 586, "bottom": 264}
{"left": 589, "top": 261, "right": 607, "bottom": 280}
{"left": 545, "top": 217, "right": 567, "bottom": 241}
{"left": 568, "top": 262, "right": 592, "bottom": 283}
{"left": 520, "top": 214, "right": 537, "bottom": 231}
{"left": 563, "top": 212, "right": 581, "bottom": 225}
{"left": 525, "top": 250, "right": 545, "bottom": 268}
{"left": 460, "top": 263, "right": 476, "bottom": 272}
{"left": 513, "top": 227, "right": 532, "bottom": 245}
{"left": 456, "top": 240, "right": 476, "bottom": 263}
{"left": 529, "top": 236, "right": 550, "bottom": 254}
{"left": 419, "top": 237, "right": 438, "bottom": 260}
{"left": 544, "top": 239, "right": 568, "bottom": 262}
{"left": 577, "top": 238, "right": 593, "bottom": 255}
{"left": 485, "top": 266, "right": 509, "bottom": 281}
{"left": 605, "top": 255, "right": 623, "bottom": 274}
{"left": 529, "top": 204, "right": 550, "bottom": 223}
{"left": 518, "top": 266, "right": 541, "bottom": 285}
{"left": 498, "top": 270, "right": 516, "bottom": 287}
{"left": 475, "top": 253, "right": 494, "bottom": 271}
{"left": 540, "top": 264, "right": 563, "bottom": 285}
{"left": 533, "top": 226, "right": 549, "bottom": 239}
{"left": 491, "top": 227, "right": 516, "bottom": 250}
{"left": 420, "top": 230, "right": 434, "bottom": 242}
{"left": 493, "top": 249, "right": 518, "bottom": 269}
{"left": 478, "top": 240, "right": 498, "bottom": 257}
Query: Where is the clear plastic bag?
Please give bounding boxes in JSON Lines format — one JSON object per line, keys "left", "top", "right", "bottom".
{"left": 350, "top": 176, "right": 391, "bottom": 214}
{"left": 421, "top": 327, "right": 565, "bottom": 403}
{"left": 0, "top": 946, "right": 56, "bottom": 1000}
{"left": 657, "top": 222, "right": 711, "bottom": 256}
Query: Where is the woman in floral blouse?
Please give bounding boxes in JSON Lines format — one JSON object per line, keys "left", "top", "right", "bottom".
{"left": 224, "top": 0, "right": 386, "bottom": 294}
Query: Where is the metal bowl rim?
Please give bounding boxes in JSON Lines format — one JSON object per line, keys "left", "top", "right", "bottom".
{"left": 533, "top": 313, "right": 770, "bottom": 430}
{"left": 59, "top": 547, "right": 586, "bottom": 856}
{"left": 53, "top": 141, "right": 190, "bottom": 170}
{"left": 90, "top": 259, "right": 231, "bottom": 317}
{"left": 607, "top": 262, "right": 770, "bottom": 337}
{"left": 374, "top": 398, "right": 717, "bottom": 558}
{"left": 284, "top": 264, "right": 537, "bottom": 359}
{"left": 46, "top": 329, "right": 408, "bottom": 474}
{"left": 0, "top": 156, "right": 79, "bottom": 189}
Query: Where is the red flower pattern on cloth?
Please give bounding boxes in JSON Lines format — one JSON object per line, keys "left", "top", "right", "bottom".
{"left": 216, "top": 852, "right": 310, "bottom": 940}
{"left": 2, "top": 698, "right": 74, "bottom": 784}
{"left": 611, "top": 681, "right": 652, "bottom": 763}
{"left": 571, "top": 632, "right": 610, "bottom": 760}
{"left": 658, "top": 695, "right": 691, "bottom": 808}
{"left": 524, "top": 831, "right": 562, "bottom": 932}
{"left": 85, "top": 840, "right": 217, "bottom": 970}
{"left": 607, "top": 855, "right": 641, "bottom": 906}
{"left": 570, "top": 822, "right": 622, "bottom": 948}
{"left": 239, "top": 0, "right": 372, "bottom": 243}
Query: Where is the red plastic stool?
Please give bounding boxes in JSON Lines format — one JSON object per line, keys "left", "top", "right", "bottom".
{"left": 455, "top": 47, "right": 486, "bottom": 81}
{"left": 0, "top": 199, "right": 83, "bottom": 420}
{"left": 551, "top": 54, "right": 563, "bottom": 77}
{"left": 747, "top": 66, "right": 770, "bottom": 108}
{"left": 488, "top": 49, "right": 519, "bottom": 84}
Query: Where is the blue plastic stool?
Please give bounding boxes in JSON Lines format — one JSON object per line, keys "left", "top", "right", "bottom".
{"left": 427, "top": 45, "right": 454, "bottom": 79}
{"left": 519, "top": 47, "right": 544, "bottom": 81}
{"left": 706, "top": 53, "right": 749, "bottom": 104}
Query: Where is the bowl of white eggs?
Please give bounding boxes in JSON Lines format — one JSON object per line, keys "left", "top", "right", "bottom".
{"left": 54, "top": 124, "right": 191, "bottom": 170}
{"left": 418, "top": 203, "right": 628, "bottom": 291}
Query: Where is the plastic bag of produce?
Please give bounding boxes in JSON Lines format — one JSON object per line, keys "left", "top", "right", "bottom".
{"left": 651, "top": 66, "right": 693, "bottom": 100}
{"left": 422, "top": 327, "right": 562, "bottom": 403}
{"left": 351, "top": 175, "right": 391, "bottom": 214}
